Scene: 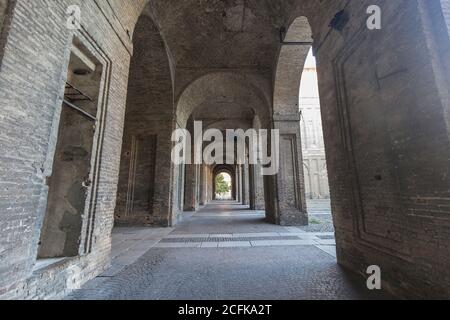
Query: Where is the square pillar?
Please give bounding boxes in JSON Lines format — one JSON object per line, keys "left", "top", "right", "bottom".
{"left": 184, "top": 164, "right": 199, "bottom": 211}
{"left": 243, "top": 163, "right": 250, "bottom": 206}
{"left": 272, "top": 113, "right": 308, "bottom": 226}
{"left": 254, "top": 163, "right": 265, "bottom": 210}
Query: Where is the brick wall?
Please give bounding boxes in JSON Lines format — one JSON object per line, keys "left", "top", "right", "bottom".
{"left": 302, "top": 0, "right": 450, "bottom": 298}
{"left": 114, "top": 13, "right": 176, "bottom": 227}
{"left": 0, "top": 0, "right": 143, "bottom": 299}
{"left": 0, "top": 0, "right": 449, "bottom": 300}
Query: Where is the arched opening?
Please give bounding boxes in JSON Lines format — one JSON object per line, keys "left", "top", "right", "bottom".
{"left": 114, "top": 9, "right": 175, "bottom": 227}
{"left": 211, "top": 165, "right": 237, "bottom": 202}
{"left": 0, "top": 0, "right": 10, "bottom": 74}
{"left": 0, "top": 0, "right": 10, "bottom": 33}
{"left": 272, "top": 14, "right": 336, "bottom": 244}
{"left": 175, "top": 72, "right": 271, "bottom": 129}
{"left": 176, "top": 72, "right": 271, "bottom": 214}
{"left": 299, "top": 48, "right": 332, "bottom": 218}
{"left": 271, "top": 16, "right": 314, "bottom": 226}
{"left": 214, "top": 172, "right": 233, "bottom": 200}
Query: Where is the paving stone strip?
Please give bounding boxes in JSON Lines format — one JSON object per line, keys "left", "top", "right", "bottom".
{"left": 317, "top": 235, "right": 335, "bottom": 240}
{"left": 160, "top": 236, "right": 302, "bottom": 243}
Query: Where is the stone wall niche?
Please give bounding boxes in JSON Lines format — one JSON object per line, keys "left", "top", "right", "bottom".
{"left": 38, "top": 42, "right": 103, "bottom": 259}
{"left": 115, "top": 134, "right": 157, "bottom": 225}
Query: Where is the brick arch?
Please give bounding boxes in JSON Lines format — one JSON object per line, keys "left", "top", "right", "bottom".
{"left": 114, "top": 10, "right": 175, "bottom": 227}
{"left": 176, "top": 72, "right": 272, "bottom": 129}
{"left": 0, "top": 0, "right": 10, "bottom": 29}
{"left": 439, "top": 0, "right": 450, "bottom": 34}
{"left": 0, "top": 0, "right": 14, "bottom": 63}
{"left": 213, "top": 164, "right": 236, "bottom": 200}
{"left": 273, "top": 16, "right": 313, "bottom": 116}
{"left": 203, "top": 119, "right": 253, "bottom": 131}
{"left": 126, "top": 13, "right": 174, "bottom": 117}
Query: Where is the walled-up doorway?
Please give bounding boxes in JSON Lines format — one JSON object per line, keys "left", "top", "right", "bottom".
{"left": 38, "top": 42, "right": 103, "bottom": 259}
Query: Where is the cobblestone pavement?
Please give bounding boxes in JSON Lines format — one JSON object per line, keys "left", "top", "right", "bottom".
{"left": 299, "top": 214, "right": 335, "bottom": 233}
{"left": 68, "top": 202, "right": 393, "bottom": 300}
{"left": 306, "top": 199, "right": 332, "bottom": 214}
{"left": 299, "top": 199, "right": 335, "bottom": 233}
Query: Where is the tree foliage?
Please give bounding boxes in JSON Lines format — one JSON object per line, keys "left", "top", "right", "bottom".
{"left": 215, "top": 174, "right": 231, "bottom": 195}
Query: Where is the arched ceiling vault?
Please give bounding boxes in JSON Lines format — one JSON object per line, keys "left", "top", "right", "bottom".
{"left": 121, "top": 0, "right": 329, "bottom": 75}
{"left": 213, "top": 164, "right": 236, "bottom": 177}
{"left": 142, "top": 0, "right": 287, "bottom": 70}
{"left": 189, "top": 101, "right": 254, "bottom": 131}
{"left": 176, "top": 72, "right": 271, "bottom": 128}
{"left": 133, "top": 0, "right": 330, "bottom": 69}
{"left": 273, "top": 16, "right": 313, "bottom": 116}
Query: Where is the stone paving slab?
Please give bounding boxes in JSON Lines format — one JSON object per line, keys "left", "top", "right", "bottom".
{"left": 160, "top": 236, "right": 302, "bottom": 243}
{"left": 154, "top": 243, "right": 202, "bottom": 248}
{"left": 80, "top": 277, "right": 110, "bottom": 290}
{"left": 218, "top": 241, "right": 252, "bottom": 248}
{"left": 200, "top": 242, "right": 219, "bottom": 248}
{"left": 316, "top": 239, "right": 337, "bottom": 245}
{"left": 296, "top": 234, "right": 322, "bottom": 240}
{"left": 232, "top": 232, "right": 282, "bottom": 238}
{"left": 165, "top": 234, "right": 211, "bottom": 239}
{"left": 251, "top": 240, "right": 319, "bottom": 247}
{"left": 197, "top": 213, "right": 266, "bottom": 218}
{"left": 99, "top": 264, "right": 128, "bottom": 278}
{"left": 316, "top": 245, "right": 337, "bottom": 258}
{"left": 209, "top": 234, "right": 234, "bottom": 238}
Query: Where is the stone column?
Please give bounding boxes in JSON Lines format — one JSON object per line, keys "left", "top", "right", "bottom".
{"left": 199, "top": 165, "right": 207, "bottom": 205}
{"left": 240, "top": 165, "right": 245, "bottom": 204}
{"left": 236, "top": 166, "right": 242, "bottom": 203}
{"left": 254, "top": 163, "right": 265, "bottom": 210}
{"left": 235, "top": 168, "right": 239, "bottom": 202}
{"left": 195, "top": 164, "right": 201, "bottom": 205}
{"left": 243, "top": 163, "right": 250, "bottom": 206}
{"left": 184, "top": 164, "right": 199, "bottom": 211}
{"left": 207, "top": 167, "right": 214, "bottom": 202}
{"left": 272, "top": 113, "right": 308, "bottom": 226}
{"left": 249, "top": 164, "right": 256, "bottom": 209}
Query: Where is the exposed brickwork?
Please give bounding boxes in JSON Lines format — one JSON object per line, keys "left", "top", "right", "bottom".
{"left": 115, "top": 13, "right": 176, "bottom": 227}
{"left": 306, "top": 0, "right": 450, "bottom": 298}
{"left": 0, "top": 0, "right": 141, "bottom": 299}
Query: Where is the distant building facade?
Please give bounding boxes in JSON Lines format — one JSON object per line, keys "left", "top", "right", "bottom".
{"left": 300, "top": 54, "right": 330, "bottom": 200}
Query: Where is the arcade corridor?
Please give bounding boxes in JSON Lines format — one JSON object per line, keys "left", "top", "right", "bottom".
{"left": 1, "top": 1, "right": 450, "bottom": 300}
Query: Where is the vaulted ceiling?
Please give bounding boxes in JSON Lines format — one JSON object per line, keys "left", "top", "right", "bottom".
{"left": 120, "top": 0, "right": 321, "bottom": 125}
{"left": 141, "top": 0, "right": 298, "bottom": 71}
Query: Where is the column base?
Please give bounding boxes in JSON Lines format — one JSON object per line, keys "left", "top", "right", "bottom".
{"left": 278, "top": 209, "right": 309, "bottom": 226}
